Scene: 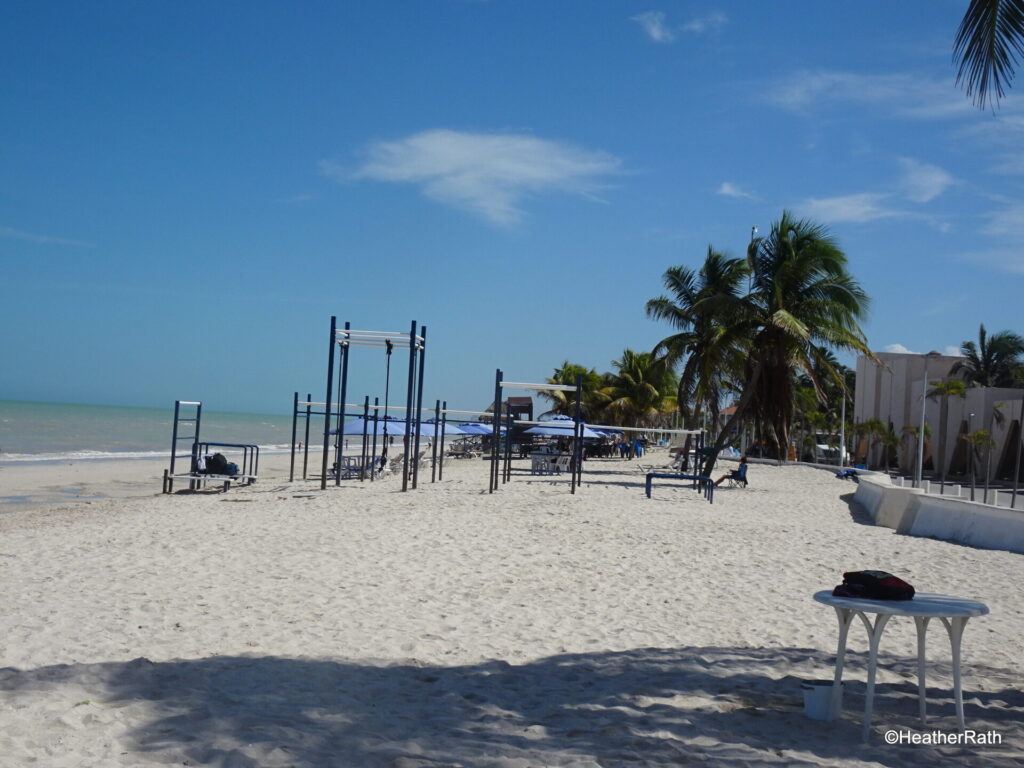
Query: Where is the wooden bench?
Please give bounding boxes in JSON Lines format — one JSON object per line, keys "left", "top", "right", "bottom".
{"left": 645, "top": 472, "right": 714, "bottom": 504}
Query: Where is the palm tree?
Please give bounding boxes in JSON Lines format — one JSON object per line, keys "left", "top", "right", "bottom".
{"left": 646, "top": 249, "right": 748, "bottom": 431}
{"left": 927, "top": 378, "right": 968, "bottom": 489}
{"left": 601, "top": 349, "right": 678, "bottom": 427}
{"left": 964, "top": 429, "right": 998, "bottom": 501}
{"left": 863, "top": 418, "right": 888, "bottom": 470}
{"left": 880, "top": 426, "right": 902, "bottom": 472}
{"left": 951, "top": 324, "right": 1024, "bottom": 387}
{"left": 954, "top": 0, "right": 1024, "bottom": 109}
{"left": 539, "top": 362, "right": 605, "bottom": 420}
{"left": 706, "top": 212, "right": 872, "bottom": 475}
{"left": 901, "top": 423, "right": 932, "bottom": 478}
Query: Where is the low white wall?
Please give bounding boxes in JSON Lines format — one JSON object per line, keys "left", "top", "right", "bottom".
{"left": 852, "top": 473, "right": 1024, "bottom": 554}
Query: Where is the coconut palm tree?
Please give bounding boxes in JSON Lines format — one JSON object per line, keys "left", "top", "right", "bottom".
{"left": 539, "top": 362, "right": 605, "bottom": 420}
{"left": 951, "top": 324, "right": 1024, "bottom": 387}
{"left": 706, "top": 212, "right": 872, "bottom": 475}
{"left": 927, "top": 378, "right": 968, "bottom": 489}
{"left": 646, "top": 249, "right": 748, "bottom": 430}
{"left": 601, "top": 349, "right": 678, "bottom": 427}
{"left": 955, "top": 0, "right": 1024, "bottom": 109}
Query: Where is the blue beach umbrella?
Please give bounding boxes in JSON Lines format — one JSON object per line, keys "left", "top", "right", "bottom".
{"left": 457, "top": 422, "right": 492, "bottom": 435}
{"left": 525, "top": 423, "right": 603, "bottom": 439}
{"left": 419, "top": 420, "right": 467, "bottom": 436}
{"left": 335, "top": 416, "right": 409, "bottom": 436}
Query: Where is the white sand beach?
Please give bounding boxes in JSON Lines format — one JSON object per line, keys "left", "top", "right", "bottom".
{"left": 1, "top": 453, "right": 1022, "bottom": 767}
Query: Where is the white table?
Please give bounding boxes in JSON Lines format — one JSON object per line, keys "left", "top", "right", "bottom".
{"left": 813, "top": 590, "right": 989, "bottom": 741}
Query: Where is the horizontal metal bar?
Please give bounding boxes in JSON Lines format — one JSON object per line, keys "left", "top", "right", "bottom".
{"left": 586, "top": 424, "right": 702, "bottom": 434}
{"left": 501, "top": 381, "right": 577, "bottom": 392}
{"left": 342, "top": 341, "right": 418, "bottom": 349}
{"left": 338, "top": 329, "right": 409, "bottom": 336}
{"left": 177, "top": 401, "right": 201, "bottom": 406}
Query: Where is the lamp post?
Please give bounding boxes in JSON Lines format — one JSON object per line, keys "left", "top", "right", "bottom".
{"left": 969, "top": 411, "right": 976, "bottom": 501}
{"left": 915, "top": 351, "right": 940, "bottom": 488}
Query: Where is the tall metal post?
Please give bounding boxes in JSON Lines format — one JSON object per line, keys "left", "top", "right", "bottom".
{"left": 839, "top": 390, "right": 846, "bottom": 468}
{"left": 401, "top": 321, "right": 418, "bottom": 492}
{"left": 302, "top": 394, "right": 311, "bottom": 479}
{"left": 290, "top": 392, "right": 299, "bottom": 482}
{"left": 336, "top": 322, "right": 351, "bottom": 486}
{"left": 190, "top": 402, "right": 203, "bottom": 491}
{"left": 572, "top": 373, "right": 583, "bottom": 493}
{"left": 371, "top": 398, "right": 380, "bottom": 481}
{"left": 1012, "top": 407, "right": 1022, "bottom": 509}
{"left": 439, "top": 400, "right": 448, "bottom": 481}
{"left": 503, "top": 409, "right": 513, "bottom": 483}
{"left": 969, "top": 412, "right": 976, "bottom": 501}
{"left": 360, "top": 396, "right": 370, "bottom": 481}
{"left": 412, "top": 325, "right": 427, "bottom": 489}
{"left": 320, "top": 316, "right": 337, "bottom": 490}
{"left": 431, "top": 399, "right": 440, "bottom": 483}
{"left": 490, "top": 370, "right": 502, "bottom": 493}
{"left": 915, "top": 355, "right": 932, "bottom": 488}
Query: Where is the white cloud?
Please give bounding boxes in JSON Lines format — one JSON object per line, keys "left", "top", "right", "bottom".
{"left": 631, "top": 11, "right": 675, "bottom": 43}
{"left": 944, "top": 346, "right": 963, "bottom": 357}
{"left": 327, "top": 130, "right": 622, "bottom": 226}
{"left": 767, "top": 71, "right": 975, "bottom": 120}
{"left": 982, "top": 201, "right": 1024, "bottom": 237}
{"left": 897, "top": 158, "right": 954, "bottom": 202}
{"left": 797, "top": 193, "right": 901, "bottom": 223}
{"left": 957, "top": 247, "right": 1024, "bottom": 274}
{"left": 883, "top": 343, "right": 918, "bottom": 354}
{"left": 717, "top": 182, "right": 753, "bottom": 199}
{"left": 682, "top": 12, "right": 728, "bottom": 34}
{"left": 0, "top": 226, "right": 93, "bottom": 247}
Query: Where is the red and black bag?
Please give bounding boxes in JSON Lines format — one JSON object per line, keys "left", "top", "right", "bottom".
{"left": 832, "top": 570, "right": 915, "bottom": 600}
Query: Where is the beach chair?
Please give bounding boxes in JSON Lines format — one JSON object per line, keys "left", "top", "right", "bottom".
{"left": 726, "top": 463, "right": 748, "bottom": 488}
{"left": 552, "top": 455, "right": 572, "bottom": 475}
{"left": 530, "top": 454, "right": 553, "bottom": 474}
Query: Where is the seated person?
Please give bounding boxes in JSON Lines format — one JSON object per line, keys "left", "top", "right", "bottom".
{"left": 714, "top": 455, "right": 748, "bottom": 486}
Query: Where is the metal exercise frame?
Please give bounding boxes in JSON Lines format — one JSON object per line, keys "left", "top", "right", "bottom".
{"left": 165, "top": 400, "right": 202, "bottom": 493}
{"left": 163, "top": 401, "right": 259, "bottom": 493}
{"left": 305, "top": 317, "right": 427, "bottom": 491}
{"left": 488, "top": 371, "right": 584, "bottom": 494}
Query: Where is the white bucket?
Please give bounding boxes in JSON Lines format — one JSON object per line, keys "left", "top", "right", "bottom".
{"left": 802, "top": 681, "right": 842, "bottom": 721}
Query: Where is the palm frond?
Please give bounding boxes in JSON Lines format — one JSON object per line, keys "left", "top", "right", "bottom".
{"left": 955, "top": 0, "right": 1024, "bottom": 109}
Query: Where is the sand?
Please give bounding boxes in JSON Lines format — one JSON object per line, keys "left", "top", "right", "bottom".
{"left": 1, "top": 452, "right": 1022, "bottom": 767}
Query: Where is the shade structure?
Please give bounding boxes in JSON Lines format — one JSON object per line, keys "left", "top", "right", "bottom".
{"left": 457, "top": 422, "right": 493, "bottom": 435}
{"left": 525, "top": 423, "right": 603, "bottom": 439}
{"left": 419, "top": 420, "right": 468, "bottom": 436}
{"left": 335, "top": 416, "right": 408, "bottom": 436}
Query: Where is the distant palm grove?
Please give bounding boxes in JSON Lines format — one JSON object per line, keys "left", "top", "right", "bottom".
{"left": 541, "top": 211, "right": 1024, "bottom": 477}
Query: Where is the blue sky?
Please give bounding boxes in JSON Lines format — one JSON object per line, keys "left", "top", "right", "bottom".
{"left": 2, "top": 1, "right": 1022, "bottom": 416}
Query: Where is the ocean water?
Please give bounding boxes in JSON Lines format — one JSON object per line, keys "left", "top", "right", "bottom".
{"left": 0, "top": 400, "right": 295, "bottom": 462}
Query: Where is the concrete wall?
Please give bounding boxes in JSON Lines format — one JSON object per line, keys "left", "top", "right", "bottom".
{"left": 854, "top": 352, "right": 1023, "bottom": 480}
{"left": 852, "top": 472, "right": 1024, "bottom": 554}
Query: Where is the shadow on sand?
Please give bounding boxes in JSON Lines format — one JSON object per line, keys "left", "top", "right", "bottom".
{"left": 2, "top": 645, "right": 1021, "bottom": 767}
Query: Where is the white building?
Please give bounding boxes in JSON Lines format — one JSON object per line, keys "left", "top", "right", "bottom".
{"left": 854, "top": 351, "right": 1024, "bottom": 480}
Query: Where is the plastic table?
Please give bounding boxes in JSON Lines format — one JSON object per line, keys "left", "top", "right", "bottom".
{"left": 813, "top": 590, "right": 989, "bottom": 741}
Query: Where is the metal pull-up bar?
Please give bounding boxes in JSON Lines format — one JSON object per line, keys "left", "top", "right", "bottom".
{"left": 315, "top": 316, "right": 428, "bottom": 492}
{"left": 489, "top": 372, "right": 584, "bottom": 495}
